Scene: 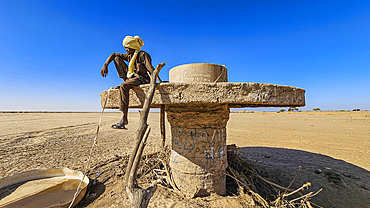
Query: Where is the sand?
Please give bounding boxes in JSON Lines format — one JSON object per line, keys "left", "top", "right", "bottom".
{"left": 0, "top": 111, "right": 369, "bottom": 207}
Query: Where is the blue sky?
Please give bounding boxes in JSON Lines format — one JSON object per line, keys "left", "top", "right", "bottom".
{"left": 0, "top": 0, "right": 369, "bottom": 111}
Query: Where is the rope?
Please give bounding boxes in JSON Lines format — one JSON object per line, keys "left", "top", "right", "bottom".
{"left": 68, "top": 88, "right": 111, "bottom": 208}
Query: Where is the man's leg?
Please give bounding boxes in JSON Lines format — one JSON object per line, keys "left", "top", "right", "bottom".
{"left": 119, "top": 77, "right": 142, "bottom": 125}
{"left": 114, "top": 56, "right": 128, "bottom": 81}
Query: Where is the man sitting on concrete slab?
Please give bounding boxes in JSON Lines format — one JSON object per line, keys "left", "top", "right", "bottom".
{"left": 100, "top": 35, "right": 160, "bottom": 129}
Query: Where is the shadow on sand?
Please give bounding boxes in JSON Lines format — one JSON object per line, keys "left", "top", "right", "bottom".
{"left": 76, "top": 179, "right": 106, "bottom": 208}
{"left": 236, "top": 146, "right": 370, "bottom": 208}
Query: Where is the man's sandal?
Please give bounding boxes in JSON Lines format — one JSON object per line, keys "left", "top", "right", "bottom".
{"left": 111, "top": 122, "right": 126, "bottom": 129}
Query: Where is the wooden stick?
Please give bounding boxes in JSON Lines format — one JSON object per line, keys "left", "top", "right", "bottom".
{"left": 228, "top": 167, "right": 250, "bottom": 188}
{"left": 254, "top": 174, "right": 295, "bottom": 193}
{"left": 124, "top": 62, "right": 165, "bottom": 185}
{"left": 289, "top": 188, "right": 322, "bottom": 203}
{"left": 284, "top": 182, "right": 311, "bottom": 198}
{"left": 124, "top": 62, "right": 165, "bottom": 208}
{"left": 160, "top": 105, "right": 166, "bottom": 149}
{"left": 127, "top": 127, "right": 151, "bottom": 190}
{"left": 161, "top": 159, "right": 181, "bottom": 194}
{"left": 282, "top": 166, "right": 301, "bottom": 198}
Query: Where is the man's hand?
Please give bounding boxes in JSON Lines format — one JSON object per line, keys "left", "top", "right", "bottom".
{"left": 101, "top": 65, "right": 108, "bottom": 77}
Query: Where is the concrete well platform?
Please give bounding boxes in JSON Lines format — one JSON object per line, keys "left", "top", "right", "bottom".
{"left": 101, "top": 62, "right": 305, "bottom": 198}
{"left": 100, "top": 82, "right": 305, "bottom": 109}
{"left": 100, "top": 81, "right": 305, "bottom": 197}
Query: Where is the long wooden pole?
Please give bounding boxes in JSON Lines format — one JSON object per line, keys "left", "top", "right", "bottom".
{"left": 124, "top": 62, "right": 165, "bottom": 208}
{"left": 160, "top": 105, "right": 166, "bottom": 149}
{"left": 124, "top": 62, "right": 165, "bottom": 185}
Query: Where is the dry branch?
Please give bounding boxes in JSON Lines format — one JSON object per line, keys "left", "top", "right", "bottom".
{"left": 124, "top": 62, "right": 165, "bottom": 185}
{"left": 283, "top": 166, "right": 301, "bottom": 198}
{"left": 161, "top": 159, "right": 182, "bottom": 194}
{"left": 127, "top": 127, "right": 151, "bottom": 190}
{"left": 254, "top": 174, "right": 295, "bottom": 193}
{"left": 124, "top": 62, "right": 165, "bottom": 208}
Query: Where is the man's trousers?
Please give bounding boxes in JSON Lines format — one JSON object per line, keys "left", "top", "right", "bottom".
{"left": 114, "top": 56, "right": 145, "bottom": 123}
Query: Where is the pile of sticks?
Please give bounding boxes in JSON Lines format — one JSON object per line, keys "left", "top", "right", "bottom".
{"left": 132, "top": 149, "right": 171, "bottom": 186}
{"left": 106, "top": 145, "right": 322, "bottom": 208}
{"left": 226, "top": 146, "right": 322, "bottom": 208}
{"left": 86, "top": 145, "right": 322, "bottom": 208}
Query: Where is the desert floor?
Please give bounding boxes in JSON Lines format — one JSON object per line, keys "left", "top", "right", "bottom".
{"left": 0, "top": 111, "right": 369, "bottom": 207}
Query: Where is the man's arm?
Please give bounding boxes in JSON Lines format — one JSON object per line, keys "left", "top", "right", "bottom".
{"left": 143, "top": 52, "right": 162, "bottom": 83}
{"left": 101, "top": 53, "right": 115, "bottom": 77}
{"left": 101, "top": 53, "right": 129, "bottom": 77}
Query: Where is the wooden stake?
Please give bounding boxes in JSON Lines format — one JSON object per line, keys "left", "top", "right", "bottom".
{"left": 160, "top": 105, "right": 166, "bottom": 149}
{"left": 124, "top": 62, "right": 166, "bottom": 208}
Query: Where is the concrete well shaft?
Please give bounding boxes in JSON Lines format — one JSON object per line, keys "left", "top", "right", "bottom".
{"left": 166, "top": 103, "right": 229, "bottom": 197}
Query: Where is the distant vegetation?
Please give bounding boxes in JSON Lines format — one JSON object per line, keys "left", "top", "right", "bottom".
{"left": 231, "top": 110, "right": 255, "bottom": 113}
{"left": 277, "top": 107, "right": 301, "bottom": 113}
{"left": 288, "top": 107, "right": 299, "bottom": 112}
{"left": 313, "top": 108, "right": 321, "bottom": 111}
{"left": 353, "top": 109, "right": 360, "bottom": 111}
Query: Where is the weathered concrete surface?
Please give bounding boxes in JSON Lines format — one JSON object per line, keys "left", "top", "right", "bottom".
{"left": 167, "top": 103, "right": 229, "bottom": 197}
{"left": 169, "top": 63, "right": 227, "bottom": 83}
{"left": 100, "top": 82, "right": 305, "bottom": 109}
